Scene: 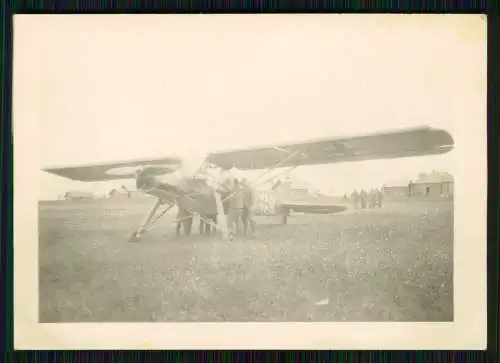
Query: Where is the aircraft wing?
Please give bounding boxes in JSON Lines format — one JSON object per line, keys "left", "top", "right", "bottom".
{"left": 42, "top": 156, "right": 183, "bottom": 182}
{"left": 205, "top": 126, "right": 454, "bottom": 170}
{"left": 42, "top": 126, "right": 454, "bottom": 181}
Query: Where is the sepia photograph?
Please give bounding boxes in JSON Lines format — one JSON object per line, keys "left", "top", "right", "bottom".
{"left": 14, "top": 14, "right": 486, "bottom": 349}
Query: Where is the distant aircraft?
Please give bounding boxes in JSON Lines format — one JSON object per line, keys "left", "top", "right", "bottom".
{"left": 43, "top": 126, "right": 454, "bottom": 242}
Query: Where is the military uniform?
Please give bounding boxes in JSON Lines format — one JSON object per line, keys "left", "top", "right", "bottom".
{"left": 176, "top": 207, "right": 193, "bottom": 236}
{"left": 198, "top": 194, "right": 218, "bottom": 236}
{"left": 227, "top": 181, "right": 244, "bottom": 236}
{"left": 242, "top": 184, "right": 256, "bottom": 236}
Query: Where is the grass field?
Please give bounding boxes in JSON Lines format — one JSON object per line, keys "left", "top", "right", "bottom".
{"left": 39, "top": 199, "right": 453, "bottom": 322}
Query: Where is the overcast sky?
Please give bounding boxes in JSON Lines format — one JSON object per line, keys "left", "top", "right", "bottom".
{"left": 17, "top": 15, "right": 484, "bottom": 199}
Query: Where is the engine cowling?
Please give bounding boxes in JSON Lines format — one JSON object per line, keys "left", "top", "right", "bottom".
{"left": 135, "top": 164, "right": 180, "bottom": 190}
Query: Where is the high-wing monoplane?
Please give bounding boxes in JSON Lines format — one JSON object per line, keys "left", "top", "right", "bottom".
{"left": 42, "top": 126, "right": 454, "bottom": 242}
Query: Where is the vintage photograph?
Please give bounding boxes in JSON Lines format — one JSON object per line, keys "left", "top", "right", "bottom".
{"left": 14, "top": 14, "right": 486, "bottom": 349}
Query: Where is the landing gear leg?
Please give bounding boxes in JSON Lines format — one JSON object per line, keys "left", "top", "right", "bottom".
{"left": 129, "top": 198, "right": 164, "bottom": 242}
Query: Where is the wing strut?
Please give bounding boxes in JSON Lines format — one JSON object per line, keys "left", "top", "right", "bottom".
{"left": 221, "top": 148, "right": 304, "bottom": 203}
{"left": 219, "top": 147, "right": 307, "bottom": 226}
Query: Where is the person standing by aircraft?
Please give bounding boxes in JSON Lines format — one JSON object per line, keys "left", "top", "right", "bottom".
{"left": 369, "top": 189, "right": 377, "bottom": 208}
{"left": 176, "top": 207, "right": 193, "bottom": 237}
{"left": 199, "top": 212, "right": 217, "bottom": 236}
{"left": 199, "top": 193, "right": 218, "bottom": 236}
{"left": 227, "top": 179, "right": 244, "bottom": 237}
{"left": 218, "top": 168, "right": 234, "bottom": 216}
{"left": 241, "top": 179, "right": 256, "bottom": 237}
{"left": 377, "top": 188, "right": 384, "bottom": 208}
{"left": 351, "top": 189, "right": 360, "bottom": 209}
{"left": 360, "top": 189, "right": 367, "bottom": 209}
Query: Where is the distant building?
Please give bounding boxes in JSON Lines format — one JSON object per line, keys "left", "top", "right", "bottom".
{"left": 382, "top": 170, "right": 454, "bottom": 200}
{"left": 411, "top": 170, "right": 454, "bottom": 198}
{"left": 382, "top": 180, "right": 410, "bottom": 199}
{"left": 64, "top": 191, "right": 95, "bottom": 200}
{"left": 107, "top": 188, "right": 152, "bottom": 200}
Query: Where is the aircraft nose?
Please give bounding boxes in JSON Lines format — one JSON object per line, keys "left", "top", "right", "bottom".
{"left": 136, "top": 172, "right": 158, "bottom": 190}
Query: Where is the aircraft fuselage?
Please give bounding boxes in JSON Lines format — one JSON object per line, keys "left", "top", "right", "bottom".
{"left": 135, "top": 167, "right": 223, "bottom": 217}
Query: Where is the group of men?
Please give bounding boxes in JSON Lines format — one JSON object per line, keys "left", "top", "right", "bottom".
{"left": 175, "top": 178, "right": 256, "bottom": 239}
{"left": 346, "top": 188, "right": 384, "bottom": 209}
